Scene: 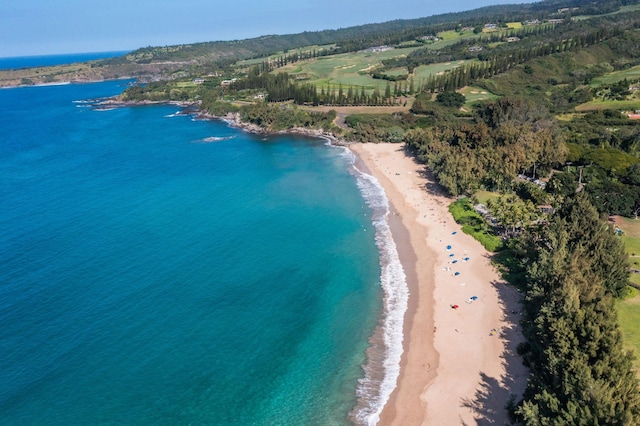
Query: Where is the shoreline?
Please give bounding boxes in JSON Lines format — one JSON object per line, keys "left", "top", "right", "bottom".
{"left": 349, "top": 142, "right": 528, "bottom": 425}
{"left": 173, "top": 104, "right": 529, "bottom": 424}
{"left": 81, "top": 95, "right": 528, "bottom": 423}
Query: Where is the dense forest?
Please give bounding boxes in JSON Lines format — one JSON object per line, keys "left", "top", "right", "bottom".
{"left": 513, "top": 194, "right": 640, "bottom": 423}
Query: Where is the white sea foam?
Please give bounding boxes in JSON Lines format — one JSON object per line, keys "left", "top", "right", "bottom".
{"left": 342, "top": 148, "right": 409, "bottom": 426}
{"left": 193, "top": 136, "right": 235, "bottom": 144}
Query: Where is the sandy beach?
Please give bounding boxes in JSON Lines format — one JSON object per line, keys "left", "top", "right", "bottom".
{"left": 350, "top": 142, "right": 528, "bottom": 425}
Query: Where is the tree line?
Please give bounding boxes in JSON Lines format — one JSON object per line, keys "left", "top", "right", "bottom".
{"left": 512, "top": 194, "right": 640, "bottom": 423}
{"left": 405, "top": 97, "right": 568, "bottom": 195}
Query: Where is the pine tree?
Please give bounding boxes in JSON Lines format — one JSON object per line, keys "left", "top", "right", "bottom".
{"left": 515, "top": 194, "right": 640, "bottom": 424}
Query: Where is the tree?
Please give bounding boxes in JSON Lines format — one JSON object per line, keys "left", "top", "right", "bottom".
{"left": 515, "top": 194, "right": 640, "bottom": 424}
{"left": 435, "top": 91, "right": 466, "bottom": 108}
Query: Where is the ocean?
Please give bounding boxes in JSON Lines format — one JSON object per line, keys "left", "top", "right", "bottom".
{"left": 0, "top": 51, "right": 130, "bottom": 70}
{"left": 0, "top": 72, "right": 407, "bottom": 424}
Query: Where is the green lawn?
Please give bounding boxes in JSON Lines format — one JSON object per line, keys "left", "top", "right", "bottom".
{"left": 276, "top": 46, "right": 423, "bottom": 93}
{"left": 616, "top": 217, "right": 640, "bottom": 269}
{"left": 449, "top": 198, "right": 504, "bottom": 252}
{"left": 617, "top": 295, "right": 640, "bottom": 373}
{"left": 413, "top": 60, "right": 474, "bottom": 81}
{"left": 613, "top": 215, "right": 640, "bottom": 375}
{"left": 459, "top": 86, "right": 499, "bottom": 104}
{"left": 575, "top": 99, "right": 640, "bottom": 111}
{"left": 431, "top": 31, "right": 477, "bottom": 49}
{"left": 623, "top": 235, "right": 640, "bottom": 258}
{"left": 573, "top": 4, "right": 640, "bottom": 21}
{"left": 237, "top": 44, "right": 337, "bottom": 66}
{"left": 473, "top": 190, "right": 501, "bottom": 205}
{"left": 591, "top": 65, "right": 640, "bottom": 87}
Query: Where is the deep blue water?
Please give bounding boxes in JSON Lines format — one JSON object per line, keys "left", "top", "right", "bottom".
{"left": 0, "top": 51, "right": 129, "bottom": 70}
{"left": 0, "top": 81, "right": 391, "bottom": 424}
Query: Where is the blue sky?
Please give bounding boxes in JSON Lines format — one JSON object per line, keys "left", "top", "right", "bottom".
{"left": 1, "top": 0, "right": 533, "bottom": 58}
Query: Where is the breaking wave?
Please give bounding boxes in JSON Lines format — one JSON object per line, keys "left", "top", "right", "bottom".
{"left": 193, "top": 136, "right": 235, "bottom": 144}
{"left": 339, "top": 147, "right": 409, "bottom": 425}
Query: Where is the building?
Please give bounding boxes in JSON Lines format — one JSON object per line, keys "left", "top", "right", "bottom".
{"left": 220, "top": 78, "right": 237, "bottom": 87}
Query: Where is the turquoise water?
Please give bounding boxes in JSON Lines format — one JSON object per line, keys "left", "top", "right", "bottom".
{"left": 0, "top": 81, "right": 398, "bottom": 424}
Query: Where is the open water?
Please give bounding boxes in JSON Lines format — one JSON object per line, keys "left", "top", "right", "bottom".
{"left": 0, "top": 51, "right": 130, "bottom": 70}
{"left": 0, "top": 69, "right": 407, "bottom": 425}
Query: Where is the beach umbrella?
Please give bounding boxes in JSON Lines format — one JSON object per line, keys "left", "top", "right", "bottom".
{"left": 454, "top": 271, "right": 460, "bottom": 276}
{"left": 451, "top": 304, "right": 459, "bottom": 309}
{"left": 449, "top": 253, "right": 455, "bottom": 257}
{"left": 452, "top": 260, "right": 458, "bottom": 264}
{"left": 452, "top": 231, "right": 457, "bottom": 235}
{"left": 470, "top": 296, "right": 478, "bottom": 301}
{"left": 446, "top": 245, "right": 452, "bottom": 250}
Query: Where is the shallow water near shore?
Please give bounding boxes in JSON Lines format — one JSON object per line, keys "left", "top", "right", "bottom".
{"left": 0, "top": 81, "right": 399, "bottom": 424}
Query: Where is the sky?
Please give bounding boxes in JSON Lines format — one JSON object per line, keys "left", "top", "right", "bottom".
{"left": 1, "top": 0, "right": 534, "bottom": 58}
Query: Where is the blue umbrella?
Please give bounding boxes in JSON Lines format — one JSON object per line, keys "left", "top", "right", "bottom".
{"left": 446, "top": 245, "right": 452, "bottom": 250}
{"left": 454, "top": 271, "right": 460, "bottom": 276}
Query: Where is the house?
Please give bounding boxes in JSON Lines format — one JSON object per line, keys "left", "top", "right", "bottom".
{"left": 628, "top": 114, "right": 640, "bottom": 120}
{"left": 468, "top": 45, "right": 484, "bottom": 52}
{"left": 505, "top": 37, "right": 521, "bottom": 43}
{"left": 220, "top": 78, "right": 237, "bottom": 87}
{"left": 547, "top": 19, "right": 565, "bottom": 24}
{"left": 524, "top": 19, "right": 540, "bottom": 25}
{"left": 193, "top": 78, "right": 205, "bottom": 85}
{"left": 538, "top": 205, "right": 555, "bottom": 214}
{"left": 484, "top": 23, "right": 498, "bottom": 29}
{"left": 365, "top": 45, "right": 392, "bottom": 53}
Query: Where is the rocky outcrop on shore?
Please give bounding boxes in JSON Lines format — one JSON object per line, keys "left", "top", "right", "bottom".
{"left": 88, "top": 98, "right": 349, "bottom": 146}
{"left": 199, "top": 111, "right": 350, "bottom": 146}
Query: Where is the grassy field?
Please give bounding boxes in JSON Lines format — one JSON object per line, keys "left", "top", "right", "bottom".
{"left": 459, "top": 86, "right": 499, "bottom": 104}
{"left": 612, "top": 215, "right": 640, "bottom": 374}
{"left": 237, "top": 44, "right": 337, "bottom": 67}
{"left": 575, "top": 99, "right": 640, "bottom": 112}
{"left": 506, "top": 22, "right": 523, "bottom": 29}
{"left": 0, "top": 62, "right": 97, "bottom": 87}
{"left": 591, "top": 65, "right": 640, "bottom": 86}
{"left": 276, "top": 46, "right": 422, "bottom": 92}
{"left": 413, "top": 60, "right": 474, "bottom": 80}
{"left": 618, "top": 293, "right": 640, "bottom": 373}
{"left": 573, "top": 3, "right": 640, "bottom": 20}
{"left": 473, "top": 190, "right": 500, "bottom": 205}
{"left": 615, "top": 216, "right": 640, "bottom": 259}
